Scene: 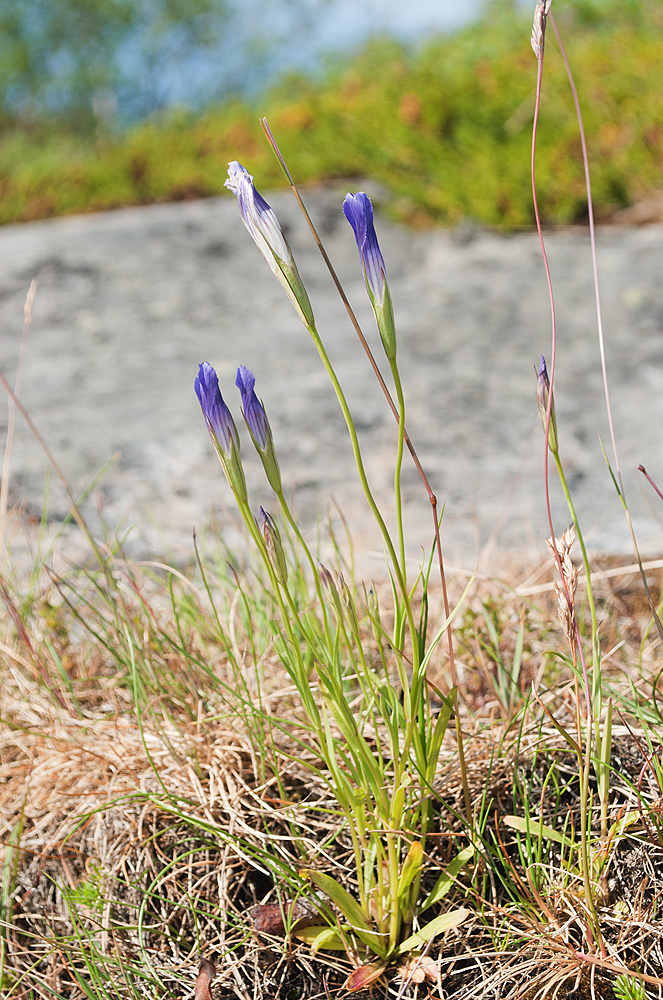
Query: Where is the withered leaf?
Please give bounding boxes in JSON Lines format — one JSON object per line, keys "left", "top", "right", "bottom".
{"left": 194, "top": 957, "right": 216, "bottom": 1000}
{"left": 251, "top": 900, "right": 319, "bottom": 937}
{"left": 397, "top": 955, "right": 439, "bottom": 984}
{"left": 343, "top": 962, "right": 386, "bottom": 992}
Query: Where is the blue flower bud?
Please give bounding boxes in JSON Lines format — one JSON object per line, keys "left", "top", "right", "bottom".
{"left": 235, "top": 365, "right": 282, "bottom": 493}
{"left": 194, "top": 362, "right": 247, "bottom": 501}
{"left": 235, "top": 365, "right": 269, "bottom": 449}
{"left": 343, "top": 192, "right": 397, "bottom": 360}
{"left": 195, "top": 362, "right": 238, "bottom": 456}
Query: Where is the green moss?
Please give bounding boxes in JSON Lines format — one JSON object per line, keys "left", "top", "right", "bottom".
{"left": 0, "top": 1, "right": 661, "bottom": 228}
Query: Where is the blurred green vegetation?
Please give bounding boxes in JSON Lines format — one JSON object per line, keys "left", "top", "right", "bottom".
{"left": 0, "top": 0, "right": 661, "bottom": 228}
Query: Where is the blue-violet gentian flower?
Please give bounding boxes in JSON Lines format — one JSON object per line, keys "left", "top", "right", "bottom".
{"left": 195, "top": 362, "right": 247, "bottom": 500}
{"left": 536, "top": 355, "right": 558, "bottom": 455}
{"left": 225, "top": 162, "right": 315, "bottom": 329}
{"left": 343, "top": 192, "right": 397, "bottom": 360}
{"left": 235, "top": 365, "right": 282, "bottom": 493}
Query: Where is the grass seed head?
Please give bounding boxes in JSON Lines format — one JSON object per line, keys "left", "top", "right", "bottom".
{"left": 546, "top": 524, "right": 578, "bottom": 643}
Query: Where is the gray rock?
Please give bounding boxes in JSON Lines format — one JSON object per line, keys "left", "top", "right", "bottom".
{"left": 0, "top": 186, "right": 661, "bottom": 574}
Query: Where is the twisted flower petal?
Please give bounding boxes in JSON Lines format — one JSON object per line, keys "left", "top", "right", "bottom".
{"left": 259, "top": 506, "right": 288, "bottom": 584}
{"left": 343, "top": 192, "right": 387, "bottom": 307}
{"left": 235, "top": 365, "right": 282, "bottom": 493}
{"left": 194, "top": 361, "right": 247, "bottom": 500}
{"left": 195, "top": 362, "right": 238, "bottom": 457}
{"left": 225, "top": 162, "right": 293, "bottom": 276}
{"left": 343, "top": 191, "right": 397, "bottom": 359}
{"left": 536, "top": 354, "right": 558, "bottom": 454}
{"left": 225, "top": 162, "right": 315, "bottom": 328}
{"left": 235, "top": 365, "right": 269, "bottom": 450}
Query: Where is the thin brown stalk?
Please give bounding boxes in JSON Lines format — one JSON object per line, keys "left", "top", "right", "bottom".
{"left": 0, "top": 280, "right": 36, "bottom": 532}
{"left": 550, "top": 12, "right": 663, "bottom": 649}
{"left": 0, "top": 366, "right": 104, "bottom": 570}
{"left": 639, "top": 464, "right": 663, "bottom": 504}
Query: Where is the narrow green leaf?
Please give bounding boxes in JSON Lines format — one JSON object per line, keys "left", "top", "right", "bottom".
{"left": 531, "top": 688, "right": 581, "bottom": 755}
{"left": 426, "top": 691, "right": 455, "bottom": 781}
{"left": 420, "top": 845, "right": 474, "bottom": 913}
{"left": 299, "top": 869, "right": 368, "bottom": 930}
{"left": 511, "top": 617, "right": 525, "bottom": 686}
{"left": 294, "top": 925, "right": 347, "bottom": 952}
{"left": 421, "top": 573, "right": 477, "bottom": 672}
{"left": 396, "top": 907, "right": 469, "bottom": 955}
{"left": 299, "top": 869, "right": 386, "bottom": 956}
{"left": 504, "top": 815, "right": 575, "bottom": 850}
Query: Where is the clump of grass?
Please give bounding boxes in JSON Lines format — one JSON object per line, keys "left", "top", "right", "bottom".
{"left": 3, "top": 2, "right": 663, "bottom": 998}
{"left": 2, "top": 541, "right": 663, "bottom": 998}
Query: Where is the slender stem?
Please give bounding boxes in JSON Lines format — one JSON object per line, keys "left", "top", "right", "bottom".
{"left": 531, "top": 22, "right": 563, "bottom": 586}
{"left": 552, "top": 13, "right": 663, "bottom": 651}
{"left": 532, "top": 15, "right": 604, "bottom": 953}
{"left": 639, "top": 464, "right": 663, "bottom": 503}
{"left": 552, "top": 454, "right": 597, "bottom": 637}
{"left": 305, "top": 320, "right": 420, "bottom": 670}
{"left": 344, "top": 803, "right": 369, "bottom": 917}
{"left": 389, "top": 360, "right": 407, "bottom": 581}
{"left": 276, "top": 489, "right": 331, "bottom": 638}
{"left": 0, "top": 367, "right": 105, "bottom": 571}
{"left": 386, "top": 829, "right": 401, "bottom": 950}
{"left": 550, "top": 15, "right": 619, "bottom": 490}
{"left": 237, "top": 495, "right": 322, "bottom": 723}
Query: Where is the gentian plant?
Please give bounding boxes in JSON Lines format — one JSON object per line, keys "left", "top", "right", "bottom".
{"left": 195, "top": 164, "right": 477, "bottom": 984}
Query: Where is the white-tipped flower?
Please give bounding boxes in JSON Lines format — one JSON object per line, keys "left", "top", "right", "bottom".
{"left": 225, "top": 162, "right": 315, "bottom": 329}
{"left": 531, "top": 0, "right": 552, "bottom": 60}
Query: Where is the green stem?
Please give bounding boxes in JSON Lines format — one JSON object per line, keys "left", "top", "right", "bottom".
{"left": 550, "top": 454, "right": 604, "bottom": 950}
{"left": 389, "top": 359, "right": 407, "bottom": 582}
{"left": 551, "top": 450, "right": 597, "bottom": 643}
{"left": 236, "top": 496, "right": 322, "bottom": 724}
{"left": 576, "top": 748, "right": 603, "bottom": 947}
{"left": 386, "top": 829, "right": 401, "bottom": 951}
{"left": 306, "top": 320, "right": 419, "bottom": 672}
{"left": 276, "top": 489, "right": 331, "bottom": 638}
